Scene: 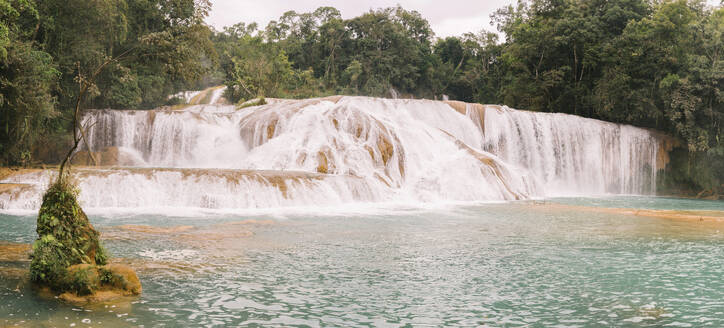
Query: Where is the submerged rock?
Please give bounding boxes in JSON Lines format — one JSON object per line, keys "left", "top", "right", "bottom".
{"left": 29, "top": 176, "right": 141, "bottom": 303}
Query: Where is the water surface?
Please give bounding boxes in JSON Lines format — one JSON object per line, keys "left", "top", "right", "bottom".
{"left": 1, "top": 197, "right": 723, "bottom": 327}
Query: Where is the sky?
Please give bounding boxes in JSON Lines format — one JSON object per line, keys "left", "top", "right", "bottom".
{"left": 206, "top": 0, "right": 723, "bottom": 39}
{"left": 205, "top": 0, "right": 517, "bottom": 38}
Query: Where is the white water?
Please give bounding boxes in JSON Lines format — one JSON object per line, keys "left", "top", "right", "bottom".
{"left": 0, "top": 169, "right": 380, "bottom": 212}
{"left": 169, "top": 86, "right": 227, "bottom": 105}
{"left": 482, "top": 106, "right": 659, "bottom": 195}
{"left": 0, "top": 93, "right": 666, "bottom": 211}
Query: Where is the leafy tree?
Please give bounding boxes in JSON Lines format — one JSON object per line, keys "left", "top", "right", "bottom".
{"left": 35, "top": 0, "right": 216, "bottom": 110}
{"left": 224, "top": 34, "right": 294, "bottom": 101}
{"left": 1, "top": 0, "right": 722, "bottom": 194}
{"left": 0, "top": 0, "right": 59, "bottom": 165}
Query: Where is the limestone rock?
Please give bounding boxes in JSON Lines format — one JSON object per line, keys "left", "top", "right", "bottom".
{"left": 57, "top": 263, "right": 142, "bottom": 304}
{"left": 101, "top": 264, "right": 142, "bottom": 295}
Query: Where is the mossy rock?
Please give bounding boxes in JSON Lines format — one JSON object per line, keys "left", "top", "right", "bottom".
{"left": 236, "top": 97, "right": 267, "bottom": 110}
{"left": 29, "top": 177, "right": 108, "bottom": 292}
{"left": 66, "top": 263, "right": 100, "bottom": 296}
{"left": 99, "top": 264, "right": 142, "bottom": 295}
{"left": 57, "top": 263, "right": 142, "bottom": 304}
{"left": 29, "top": 176, "right": 141, "bottom": 303}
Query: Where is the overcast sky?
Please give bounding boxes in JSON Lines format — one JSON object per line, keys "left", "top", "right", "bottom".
{"left": 206, "top": 0, "right": 517, "bottom": 38}
{"left": 206, "top": 0, "right": 722, "bottom": 38}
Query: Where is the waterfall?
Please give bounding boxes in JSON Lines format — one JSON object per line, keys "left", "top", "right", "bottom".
{"left": 0, "top": 90, "right": 668, "bottom": 212}
{"left": 0, "top": 168, "right": 380, "bottom": 211}
{"left": 480, "top": 106, "right": 659, "bottom": 195}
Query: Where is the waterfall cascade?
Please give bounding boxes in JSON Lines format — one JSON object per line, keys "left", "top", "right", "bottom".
{"left": 0, "top": 87, "right": 670, "bottom": 211}
{"left": 481, "top": 107, "right": 660, "bottom": 195}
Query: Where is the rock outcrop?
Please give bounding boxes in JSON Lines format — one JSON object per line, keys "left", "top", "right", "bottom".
{"left": 29, "top": 176, "right": 141, "bottom": 303}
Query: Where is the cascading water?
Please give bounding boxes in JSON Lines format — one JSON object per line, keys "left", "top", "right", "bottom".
{"left": 0, "top": 89, "right": 668, "bottom": 212}
{"left": 480, "top": 106, "right": 660, "bottom": 195}
{"left": 0, "top": 168, "right": 378, "bottom": 211}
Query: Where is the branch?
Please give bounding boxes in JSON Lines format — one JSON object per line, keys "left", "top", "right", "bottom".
{"left": 57, "top": 48, "right": 136, "bottom": 180}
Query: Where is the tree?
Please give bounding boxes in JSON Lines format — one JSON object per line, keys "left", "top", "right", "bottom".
{"left": 34, "top": 0, "right": 216, "bottom": 111}
{"left": 0, "top": 0, "right": 59, "bottom": 166}
{"left": 223, "top": 34, "right": 294, "bottom": 101}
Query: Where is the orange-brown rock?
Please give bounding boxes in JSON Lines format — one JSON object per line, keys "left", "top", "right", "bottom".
{"left": 117, "top": 224, "right": 195, "bottom": 234}
{"left": 538, "top": 203, "right": 724, "bottom": 223}
{"left": 0, "top": 183, "right": 32, "bottom": 194}
{"left": 653, "top": 132, "right": 678, "bottom": 169}
{"left": 102, "top": 264, "right": 142, "bottom": 295}
{"left": 0, "top": 167, "right": 44, "bottom": 181}
{"left": 443, "top": 101, "right": 487, "bottom": 128}
{"left": 71, "top": 147, "right": 124, "bottom": 166}
{"left": 376, "top": 135, "right": 394, "bottom": 165}
{"left": 266, "top": 118, "right": 278, "bottom": 139}
{"left": 316, "top": 149, "right": 333, "bottom": 174}
{"left": 57, "top": 263, "right": 142, "bottom": 305}
{"left": 0, "top": 242, "right": 31, "bottom": 262}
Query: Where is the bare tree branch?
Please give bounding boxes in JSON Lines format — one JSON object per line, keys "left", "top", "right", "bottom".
{"left": 57, "top": 48, "right": 136, "bottom": 180}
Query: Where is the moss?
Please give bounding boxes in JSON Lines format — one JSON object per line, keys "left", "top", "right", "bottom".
{"left": 657, "top": 147, "right": 724, "bottom": 197}
{"left": 66, "top": 264, "right": 99, "bottom": 296}
{"left": 29, "top": 175, "right": 108, "bottom": 292}
{"left": 98, "top": 266, "right": 114, "bottom": 284}
{"left": 29, "top": 235, "right": 69, "bottom": 288}
{"left": 28, "top": 175, "right": 141, "bottom": 302}
{"left": 100, "top": 267, "right": 129, "bottom": 290}
{"left": 95, "top": 243, "right": 108, "bottom": 265}
{"left": 97, "top": 264, "right": 142, "bottom": 295}
{"left": 236, "top": 97, "right": 267, "bottom": 110}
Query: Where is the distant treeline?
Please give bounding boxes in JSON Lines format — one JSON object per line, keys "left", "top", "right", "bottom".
{"left": 1, "top": 0, "right": 722, "bottom": 194}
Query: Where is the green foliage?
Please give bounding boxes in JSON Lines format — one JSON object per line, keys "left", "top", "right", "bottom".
{"left": 98, "top": 267, "right": 114, "bottom": 284}
{"left": 66, "top": 265, "right": 97, "bottom": 296}
{"left": 0, "top": 40, "right": 59, "bottom": 166}
{"left": 95, "top": 243, "right": 108, "bottom": 266}
{"left": 211, "top": 1, "right": 722, "bottom": 193}
{"left": 29, "top": 234, "right": 68, "bottom": 287}
{"left": 236, "top": 97, "right": 267, "bottom": 110}
{"left": 97, "top": 266, "right": 131, "bottom": 291}
{"left": 30, "top": 175, "right": 108, "bottom": 291}
{"left": 34, "top": 0, "right": 216, "bottom": 110}
{"left": 489, "top": 0, "right": 722, "bottom": 193}
{"left": 0, "top": 0, "right": 217, "bottom": 165}
{"left": 224, "top": 35, "right": 294, "bottom": 101}
{"left": 0, "top": 0, "right": 59, "bottom": 166}
{"left": 0, "top": 1, "right": 721, "bottom": 194}
{"left": 214, "top": 6, "right": 435, "bottom": 98}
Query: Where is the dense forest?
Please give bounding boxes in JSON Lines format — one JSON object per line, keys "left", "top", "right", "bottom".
{"left": 0, "top": 0, "right": 722, "bottom": 195}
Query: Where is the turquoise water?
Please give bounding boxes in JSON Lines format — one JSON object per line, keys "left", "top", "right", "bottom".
{"left": 547, "top": 196, "right": 724, "bottom": 211}
{"left": 1, "top": 198, "right": 723, "bottom": 327}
